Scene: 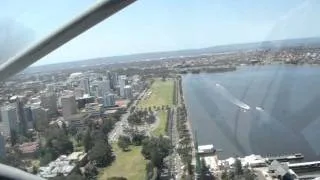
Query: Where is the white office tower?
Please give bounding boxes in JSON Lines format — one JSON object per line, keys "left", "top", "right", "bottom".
{"left": 61, "top": 95, "right": 77, "bottom": 119}
{"left": 124, "top": 85, "right": 133, "bottom": 99}
{"left": 103, "top": 93, "right": 115, "bottom": 107}
{"left": 0, "top": 105, "right": 17, "bottom": 137}
{"left": 80, "top": 78, "right": 90, "bottom": 95}
{"left": 40, "top": 92, "right": 58, "bottom": 117}
{"left": 119, "top": 75, "right": 127, "bottom": 97}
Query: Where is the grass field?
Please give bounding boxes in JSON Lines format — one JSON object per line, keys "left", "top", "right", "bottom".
{"left": 99, "top": 145, "right": 147, "bottom": 180}
{"left": 153, "top": 111, "right": 168, "bottom": 136}
{"left": 138, "top": 79, "right": 174, "bottom": 109}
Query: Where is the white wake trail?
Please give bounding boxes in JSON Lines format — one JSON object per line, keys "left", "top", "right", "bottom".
{"left": 215, "top": 83, "right": 251, "bottom": 110}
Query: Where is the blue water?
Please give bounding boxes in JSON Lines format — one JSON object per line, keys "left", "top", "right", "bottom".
{"left": 182, "top": 65, "right": 320, "bottom": 160}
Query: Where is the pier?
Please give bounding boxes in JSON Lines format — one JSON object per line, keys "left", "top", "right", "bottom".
{"left": 265, "top": 153, "right": 304, "bottom": 162}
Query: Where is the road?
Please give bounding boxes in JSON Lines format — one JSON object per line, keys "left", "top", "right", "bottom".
{"left": 169, "top": 107, "right": 184, "bottom": 179}
{"left": 109, "top": 89, "right": 147, "bottom": 142}
{"left": 167, "top": 79, "right": 184, "bottom": 179}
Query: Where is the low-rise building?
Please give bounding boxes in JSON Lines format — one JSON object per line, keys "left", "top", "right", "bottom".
{"left": 65, "top": 113, "right": 90, "bottom": 132}
{"left": 18, "top": 141, "right": 39, "bottom": 157}
{"left": 38, "top": 151, "right": 87, "bottom": 178}
{"left": 82, "top": 103, "right": 103, "bottom": 117}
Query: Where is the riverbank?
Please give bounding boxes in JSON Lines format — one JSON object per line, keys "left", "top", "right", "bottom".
{"left": 175, "top": 75, "right": 196, "bottom": 179}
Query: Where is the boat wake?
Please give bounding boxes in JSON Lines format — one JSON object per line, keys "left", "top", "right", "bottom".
{"left": 215, "top": 83, "right": 251, "bottom": 110}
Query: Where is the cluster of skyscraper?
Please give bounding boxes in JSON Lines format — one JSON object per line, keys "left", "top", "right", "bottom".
{"left": 0, "top": 70, "right": 135, "bottom": 157}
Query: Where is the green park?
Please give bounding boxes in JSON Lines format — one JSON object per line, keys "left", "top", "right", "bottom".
{"left": 99, "top": 78, "right": 175, "bottom": 179}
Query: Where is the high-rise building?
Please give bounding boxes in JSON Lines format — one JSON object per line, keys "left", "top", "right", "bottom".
{"left": 90, "top": 84, "right": 99, "bottom": 97}
{"left": 106, "top": 71, "right": 112, "bottom": 80}
{"left": 31, "top": 106, "right": 48, "bottom": 131}
{"left": 0, "top": 133, "right": 5, "bottom": 158}
{"left": 103, "top": 79, "right": 111, "bottom": 92}
{"left": 109, "top": 72, "right": 118, "bottom": 90}
{"left": 40, "top": 92, "right": 58, "bottom": 117}
{"left": 24, "top": 106, "right": 34, "bottom": 130}
{"left": 103, "top": 93, "right": 116, "bottom": 107}
{"left": 124, "top": 85, "right": 133, "bottom": 99}
{"left": 96, "top": 80, "right": 111, "bottom": 97}
{"left": 119, "top": 75, "right": 127, "bottom": 97}
{"left": 80, "top": 78, "right": 90, "bottom": 95}
{"left": 61, "top": 95, "right": 77, "bottom": 119}
{"left": 16, "top": 98, "right": 27, "bottom": 136}
{"left": 0, "top": 105, "right": 17, "bottom": 137}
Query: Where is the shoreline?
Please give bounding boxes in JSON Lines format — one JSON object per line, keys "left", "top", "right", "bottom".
{"left": 176, "top": 75, "right": 197, "bottom": 171}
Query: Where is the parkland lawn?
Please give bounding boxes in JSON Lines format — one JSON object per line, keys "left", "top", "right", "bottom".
{"left": 99, "top": 145, "right": 147, "bottom": 180}
{"left": 138, "top": 79, "right": 174, "bottom": 136}
{"left": 138, "top": 79, "right": 174, "bottom": 109}
{"left": 152, "top": 111, "right": 168, "bottom": 136}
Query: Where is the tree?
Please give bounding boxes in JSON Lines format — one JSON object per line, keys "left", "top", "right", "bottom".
{"left": 75, "top": 132, "right": 83, "bottom": 144}
{"left": 146, "top": 114, "right": 156, "bottom": 124}
{"left": 145, "top": 161, "right": 156, "bottom": 180}
{"left": 234, "top": 158, "right": 243, "bottom": 176}
{"left": 50, "top": 136, "right": 73, "bottom": 156}
{"left": 127, "top": 112, "right": 143, "bottom": 125}
{"left": 88, "top": 140, "right": 114, "bottom": 167}
{"left": 40, "top": 150, "right": 53, "bottom": 165}
{"left": 51, "top": 173, "right": 85, "bottom": 180}
{"left": 102, "top": 117, "right": 115, "bottom": 135}
{"left": 131, "top": 129, "right": 146, "bottom": 146}
{"left": 62, "top": 121, "right": 68, "bottom": 135}
{"left": 84, "top": 162, "right": 98, "bottom": 179}
{"left": 83, "top": 130, "right": 94, "bottom": 153}
{"left": 118, "top": 135, "right": 131, "bottom": 151}
{"left": 221, "top": 170, "right": 228, "bottom": 180}
{"left": 243, "top": 167, "right": 256, "bottom": 180}
{"left": 69, "top": 126, "right": 78, "bottom": 136}
{"left": 44, "top": 128, "right": 73, "bottom": 159}
{"left": 200, "top": 158, "right": 215, "bottom": 180}
{"left": 0, "top": 153, "right": 24, "bottom": 168}
{"left": 141, "top": 136, "right": 171, "bottom": 168}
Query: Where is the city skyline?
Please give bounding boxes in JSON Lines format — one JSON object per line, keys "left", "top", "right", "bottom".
{"left": 2, "top": 0, "right": 319, "bottom": 66}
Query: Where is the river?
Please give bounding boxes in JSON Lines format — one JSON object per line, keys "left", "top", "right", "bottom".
{"left": 182, "top": 65, "right": 320, "bottom": 160}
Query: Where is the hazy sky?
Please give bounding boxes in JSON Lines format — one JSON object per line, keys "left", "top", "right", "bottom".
{"left": 1, "top": 0, "right": 320, "bottom": 65}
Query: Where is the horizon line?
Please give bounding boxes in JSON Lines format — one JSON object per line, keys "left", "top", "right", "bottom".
{"left": 32, "top": 35, "right": 320, "bottom": 68}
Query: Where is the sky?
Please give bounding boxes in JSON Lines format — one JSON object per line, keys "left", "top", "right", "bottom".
{"left": 1, "top": 0, "right": 320, "bottom": 66}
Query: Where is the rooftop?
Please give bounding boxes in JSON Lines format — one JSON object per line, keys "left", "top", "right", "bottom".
{"left": 19, "top": 142, "right": 39, "bottom": 154}
{"left": 198, "top": 144, "right": 215, "bottom": 154}
{"left": 104, "top": 109, "right": 118, "bottom": 114}
{"left": 38, "top": 151, "right": 86, "bottom": 178}
{"left": 289, "top": 161, "right": 320, "bottom": 168}
{"left": 67, "top": 151, "right": 87, "bottom": 161}
{"left": 64, "top": 113, "right": 90, "bottom": 121}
